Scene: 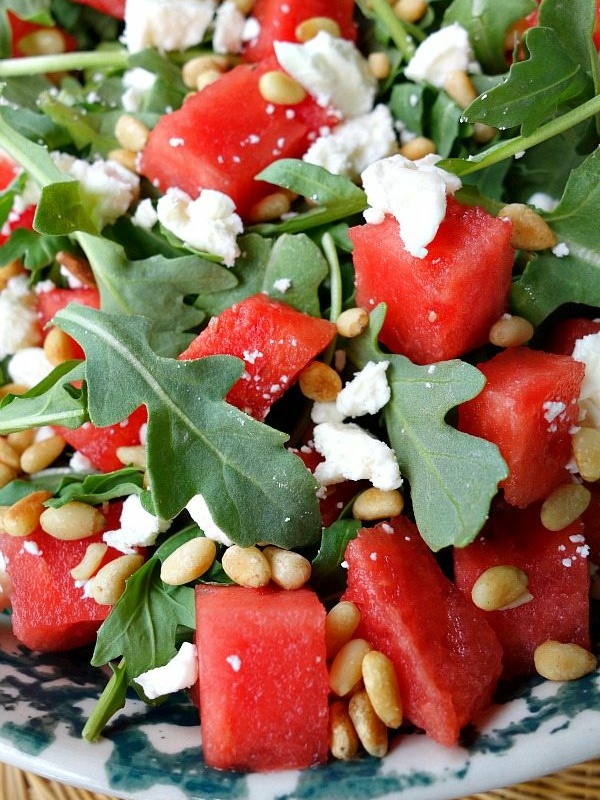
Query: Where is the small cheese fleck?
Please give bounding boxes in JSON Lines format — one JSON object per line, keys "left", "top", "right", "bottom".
{"left": 225, "top": 654, "right": 242, "bottom": 672}
{"left": 135, "top": 642, "right": 198, "bottom": 699}
{"left": 121, "top": 68, "right": 157, "bottom": 112}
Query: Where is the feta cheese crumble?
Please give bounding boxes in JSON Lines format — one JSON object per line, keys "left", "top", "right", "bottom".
{"left": 361, "top": 153, "right": 462, "bottom": 258}
{"left": 274, "top": 32, "right": 377, "bottom": 118}
{"left": 336, "top": 361, "right": 391, "bottom": 418}
{"left": 8, "top": 347, "right": 55, "bottom": 389}
{"left": 156, "top": 187, "right": 243, "bottom": 267}
{"left": 404, "top": 23, "right": 479, "bottom": 89}
{"left": 186, "top": 494, "right": 234, "bottom": 546}
{"left": 103, "top": 493, "right": 172, "bottom": 553}
{"left": 0, "top": 275, "right": 41, "bottom": 359}
{"left": 573, "top": 332, "right": 600, "bottom": 428}
{"left": 213, "top": 0, "right": 246, "bottom": 54}
{"left": 135, "top": 642, "right": 198, "bottom": 699}
{"left": 123, "top": 0, "right": 217, "bottom": 54}
{"left": 121, "top": 68, "right": 157, "bottom": 112}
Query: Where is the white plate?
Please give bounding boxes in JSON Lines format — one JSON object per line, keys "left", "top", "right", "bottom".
{"left": 1, "top": 615, "right": 599, "bottom": 800}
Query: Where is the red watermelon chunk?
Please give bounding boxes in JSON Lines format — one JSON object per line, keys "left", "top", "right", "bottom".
{"left": 178, "top": 293, "right": 337, "bottom": 420}
{"left": 342, "top": 517, "right": 503, "bottom": 746}
{"left": 71, "top": 0, "right": 125, "bottom": 17}
{"left": 349, "top": 197, "right": 514, "bottom": 364}
{"left": 458, "top": 347, "right": 584, "bottom": 508}
{"left": 194, "top": 584, "right": 329, "bottom": 771}
{"left": 37, "top": 286, "right": 101, "bottom": 361}
{"left": 545, "top": 317, "right": 600, "bottom": 356}
{"left": 453, "top": 503, "right": 591, "bottom": 679}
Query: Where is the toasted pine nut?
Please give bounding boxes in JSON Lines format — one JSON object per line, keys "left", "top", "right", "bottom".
{"left": 443, "top": 70, "right": 478, "bottom": 109}
{"left": 18, "top": 28, "right": 66, "bottom": 56}
{"left": 258, "top": 71, "right": 307, "bottom": 105}
{"left": 298, "top": 361, "right": 342, "bottom": 403}
{"left": 348, "top": 689, "right": 388, "bottom": 757}
{"left": 0, "top": 464, "right": 17, "bottom": 490}
{"left": 107, "top": 148, "right": 139, "bottom": 173}
{"left": 20, "top": 435, "right": 66, "bottom": 474}
{"left": 534, "top": 640, "right": 597, "bottom": 681}
{"left": 295, "top": 17, "right": 341, "bottom": 42}
{"left": 540, "top": 484, "right": 591, "bottom": 531}
{"left": 115, "top": 114, "right": 150, "bottom": 152}
{"left": 247, "top": 191, "right": 291, "bottom": 223}
{"left": 329, "top": 700, "right": 360, "bottom": 760}
{"left": 498, "top": 203, "right": 557, "bottom": 251}
{"left": 325, "top": 601, "right": 361, "bottom": 659}
{"left": 352, "top": 488, "right": 404, "bottom": 521}
{"left": 90, "top": 553, "right": 145, "bottom": 605}
{"left": 489, "top": 314, "right": 534, "bottom": 348}
{"left": 336, "top": 307, "right": 369, "bottom": 339}
{"left": 362, "top": 650, "right": 403, "bottom": 728}
{"left": 6, "top": 430, "right": 35, "bottom": 454}
{"left": 0, "top": 260, "right": 25, "bottom": 290}
{"left": 116, "top": 445, "right": 147, "bottom": 469}
{"left": 0, "top": 438, "right": 20, "bottom": 471}
{"left": 471, "top": 565, "right": 530, "bottom": 612}
{"left": 472, "top": 122, "right": 497, "bottom": 143}
{"left": 233, "top": 0, "right": 254, "bottom": 11}
{"left": 56, "top": 250, "right": 96, "bottom": 287}
{"left": 398, "top": 135, "right": 436, "bottom": 161}
{"left": 181, "top": 55, "right": 228, "bottom": 89}
{"left": 368, "top": 52, "right": 392, "bottom": 81}
{"left": 393, "top": 0, "right": 428, "bottom": 22}
{"left": 195, "top": 68, "right": 224, "bottom": 92}
{"left": 3, "top": 491, "right": 53, "bottom": 538}
{"left": 70, "top": 542, "right": 108, "bottom": 581}
{"left": 160, "top": 537, "right": 217, "bottom": 585}
{"left": 262, "top": 545, "right": 311, "bottom": 589}
{"left": 221, "top": 544, "right": 272, "bottom": 587}
{"left": 572, "top": 427, "right": 600, "bottom": 482}
{"left": 40, "top": 501, "right": 106, "bottom": 541}
{"left": 44, "top": 327, "right": 79, "bottom": 365}
{"left": 0, "top": 383, "right": 27, "bottom": 399}
{"left": 329, "top": 638, "right": 372, "bottom": 697}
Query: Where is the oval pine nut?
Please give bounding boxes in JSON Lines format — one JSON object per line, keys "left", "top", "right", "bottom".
{"left": 116, "top": 445, "right": 147, "bottom": 468}
{"left": 181, "top": 55, "right": 228, "bottom": 89}
{"left": 471, "top": 565, "right": 530, "bottom": 611}
{"left": 336, "top": 307, "right": 370, "bottom": 339}
{"left": 70, "top": 542, "right": 108, "bottom": 581}
{"left": 258, "top": 71, "right": 307, "bottom": 105}
{"left": 572, "top": 427, "right": 600, "bottom": 482}
{"left": 115, "top": 114, "right": 150, "bottom": 152}
{"left": 328, "top": 700, "right": 360, "bottom": 760}
{"left": 534, "top": 640, "right": 597, "bottom": 681}
{"left": 393, "top": 0, "right": 428, "bottom": 22}
{"left": 7, "top": 430, "right": 35, "bottom": 454}
{"left": 39, "top": 501, "right": 106, "bottom": 541}
{"left": 90, "top": 553, "right": 145, "bottom": 605}
{"left": 0, "top": 464, "right": 17, "bottom": 490}
{"left": 398, "top": 135, "right": 436, "bottom": 161}
{"left": 362, "top": 650, "right": 403, "bottom": 728}
{"left": 367, "top": 52, "right": 392, "bottom": 81}
{"left": 443, "top": 69, "right": 478, "bottom": 109}
{"left": 348, "top": 689, "right": 388, "bottom": 758}
{"left": 489, "top": 314, "right": 534, "bottom": 348}
{"left": 0, "top": 438, "right": 21, "bottom": 471}
{"left": 540, "top": 484, "right": 591, "bottom": 531}
{"left": 20, "top": 435, "right": 66, "bottom": 474}
{"left": 0, "top": 260, "right": 25, "bottom": 291}
{"left": 221, "top": 544, "right": 272, "bottom": 587}
{"left": 18, "top": 28, "right": 66, "bottom": 56}
{"left": 160, "top": 537, "right": 217, "bottom": 585}
{"left": 3, "top": 491, "right": 53, "bottom": 537}
{"left": 352, "top": 488, "right": 404, "bottom": 521}
{"left": 247, "top": 191, "right": 292, "bottom": 223}
{"left": 498, "top": 203, "right": 557, "bottom": 251}
{"left": 44, "top": 326, "right": 79, "bottom": 365}
{"left": 329, "top": 638, "right": 372, "bottom": 697}
{"left": 107, "top": 148, "right": 139, "bottom": 173}
{"left": 325, "top": 601, "right": 361, "bottom": 659}
{"left": 262, "top": 545, "right": 311, "bottom": 589}
{"left": 298, "top": 361, "right": 342, "bottom": 402}
{"left": 295, "top": 17, "right": 341, "bottom": 42}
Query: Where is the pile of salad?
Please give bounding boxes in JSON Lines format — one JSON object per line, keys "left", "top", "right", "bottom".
{"left": 0, "top": 0, "right": 599, "bottom": 775}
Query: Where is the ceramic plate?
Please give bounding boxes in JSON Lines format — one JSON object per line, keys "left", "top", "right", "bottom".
{"left": 1, "top": 616, "right": 599, "bottom": 800}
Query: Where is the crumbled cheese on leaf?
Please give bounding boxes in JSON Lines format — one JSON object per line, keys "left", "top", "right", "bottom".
{"left": 121, "top": 68, "right": 157, "bottom": 112}
{"left": 572, "top": 332, "right": 600, "bottom": 428}
{"left": 404, "top": 23, "right": 479, "bottom": 89}
{"left": 8, "top": 346, "right": 54, "bottom": 389}
{"left": 336, "top": 360, "right": 391, "bottom": 419}
{"left": 103, "top": 493, "right": 172, "bottom": 553}
{"left": 0, "top": 276, "right": 41, "bottom": 359}
{"left": 213, "top": 0, "right": 246, "bottom": 54}
{"left": 135, "top": 642, "right": 198, "bottom": 699}
{"left": 123, "top": 0, "right": 217, "bottom": 54}
{"left": 132, "top": 198, "right": 159, "bottom": 230}
{"left": 186, "top": 494, "right": 234, "bottom": 546}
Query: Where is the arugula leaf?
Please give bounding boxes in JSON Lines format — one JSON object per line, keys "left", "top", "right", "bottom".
{"left": 82, "top": 659, "right": 128, "bottom": 743}
{"left": 538, "top": 0, "right": 600, "bottom": 84}
{"left": 0, "top": 227, "right": 71, "bottom": 275}
{"left": 463, "top": 27, "right": 591, "bottom": 137}
{"left": 430, "top": 91, "right": 463, "bottom": 157}
{"left": 311, "top": 518, "right": 361, "bottom": 598}
{"left": 49, "top": 467, "right": 145, "bottom": 508}
{"left": 53, "top": 304, "right": 322, "bottom": 548}
{"left": 511, "top": 148, "right": 600, "bottom": 324}
{"left": 37, "top": 91, "right": 117, "bottom": 155}
{"left": 347, "top": 306, "right": 508, "bottom": 550}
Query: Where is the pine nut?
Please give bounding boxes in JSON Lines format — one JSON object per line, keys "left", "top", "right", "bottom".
{"left": 352, "top": 488, "right": 404, "bottom": 521}
{"left": 43, "top": 327, "right": 79, "bottom": 365}
{"left": 0, "top": 464, "right": 17, "bottom": 490}
{"left": 325, "top": 600, "right": 361, "bottom": 659}
{"left": 107, "top": 148, "right": 139, "bottom": 173}
{"left": 262, "top": 545, "right": 311, "bottom": 589}
{"left": 233, "top": 0, "right": 254, "bottom": 12}
{"left": 18, "top": 28, "right": 66, "bottom": 56}
{"left": 329, "top": 700, "right": 360, "bottom": 760}
{"left": 195, "top": 68, "right": 224, "bottom": 92}
{"left": 221, "top": 544, "right": 272, "bottom": 587}
{"left": 540, "top": 483, "right": 591, "bottom": 531}
{"left": 20, "top": 435, "right": 66, "bottom": 474}
{"left": 116, "top": 445, "right": 146, "bottom": 468}
{"left": 181, "top": 55, "right": 228, "bottom": 89}
{"left": 298, "top": 361, "right": 342, "bottom": 402}
{"left": 443, "top": 70, "right": 478, "bottom": 109}
{"left": 393, "top": 0, "right": 428, "bottom": 23}
{"left": 472, "top": 122, "right": 497, "bottom": 143}
{"left": 362, "top": 650, "right": 403, "bottom": 728}
{"left": 368, "top": 52, "right": 392, "bottom": 81}
{"left": 471, "top": 565, "right": 530, "bottom": 611}
{"left": 489, "top": 314, "right": 534, "bottom": 348}
{"left": 498, "top": 203, "right": 557, "bottom": 251}
{"left": 90, "top": 553, "right": 145, "bottom": 605}
{"left": 0, "top": 260, "right": 25, "bottom": 290}
{"left": 0, "top": 568, "right": 12, "bottom": 610}
{"left": 40, "top": 501, "right": 106, "bottom": 541}
{"left": 0, "top": 383, "right": 27, "bottom": 399}
{"left": 56, "top": 251, "right": 96, "bottom": 287}
{"left": 329, "top": 638, "right": 372, "bottom": 697}
{"left": 295, "top": 17, "right": 341, "bottom": 42}
{"left": 115, "top": 114, "right": 150, "bottom": 152}
{"left": 258, "top": 71, "right": 307, "bottom": 105}
{"left": 7, "top": 430, "right": 35, "bottom": 454}
{"left": 336, "top": 307, "right": 369, "bottom": 338}
{"left": 247, "top": 191, "right": 291, "bottom": 223}
{"left": 0, "top": 438, "right": 21, "bottom": 471}
{"left": 572, "top": 427, "right": 600, "bottom": 482}
{"left": 70, "top": 542, "right": 108, "bottom": 581}
{"left": 348, "top": 689, "right": 388, "bottom": 757}
{"left": 534, "top": 640, "right": 597, "bottom": 681}
{"left": 3, "top": 491, "right": 53, "bottom": 538}
{"left": 398, "top": 136, "right": 436, "bottom": 161}
{"left": 160, "top": 536, "right": 217, "bottom": 585}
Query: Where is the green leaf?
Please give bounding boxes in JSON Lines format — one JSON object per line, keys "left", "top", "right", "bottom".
{"left": 430, "top": 91, "right": 462, "bottom": 157}
{"left": 261, "top": 233, "right": 329, "bottom": 317}
{"left": 389, "top": 83, "right": 425, "bottom": 136}
{"left": 463, "top": 27, "right": 591, "bottom": 137}
{"left": 347, "top": 306, "right": 508, "bottom": 550}
{"left": 0, "top": 227, "right": 71, "bottom": 275}
{"left": 511, "top": 148, "right": 600, "bottom": 324}
{"left": 311, "top": 518, "right": 361, "bottom": 598}
{"left": 81, "top": 659, "right": 128, "bottom": 742}
{"left": 37, "top": 92, "right": 117, "bottom": 155}
{"left": 443, "top": 0, "right": 537, "bottom": 73}
{"left": 34, "top": 179, "right": 99, "bottom": 235}
{"left": 538, "top": 0, "right": 599, "bottom": 79}
{"left": 49, "top": 468, "right": 145, "bottom": 508}
{"left": 53, "top": 305, "right": 322, "bottom": 548}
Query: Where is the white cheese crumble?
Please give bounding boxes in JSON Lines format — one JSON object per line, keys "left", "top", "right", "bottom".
{"left": 303, "top": 104, "right": 397, "bottom": 180}
{"left": 272, "top": 277, "right": 292, "bottom": 293}
{"left": 123, "top": 0, "right": 217, "bottom": 53}
{"left": 336, "top": 361, "right": 391, "bottom": 419}
{"left": 404, "top": 23, "right": 479, "bottom": 89}
{"left": 8, "top": 347, "right": 54, "bottom": 389}
{"left": 528, "top": 192, "right": 559, "bottom": 213}
{"left": 121, "top": 67, "right": 157, "bottom": 112}
{"left": 186, "top": 494, "right": 234, "bottom": 546}
{"left": 312, "top": 421, "right": 402, "bottom": 490}
{"left": 135, "top": 642, "right": 198, "bottom": 699}
{"left": 361, "top": 153, "right": 462, "bottom": 258}
{"left": 132, "top": 198, "right": 159, "bottom": 230}
{"left": 156, "top": 187, "right": 243, "bottom": 267}
{"left": 22, "top": 540, "right": 42, "bottom": 556}
{"left": 572, "top": 332, "right": 600, "bottom": 428}
{"left": 274, "top": 31, "right": 377, "bottom": 118}
{"left": 69, "top": 451, "right": 99, "bottom": 473}
{"left": 103, "top": 493, "right": 172, "bottom": 554}
{"left": 0, "top": 275, "right": 41, "bottom": 359}
{"left": 552, "top": 242, "right": 570, "bottom": 258}
{"left": 213, "top": 0, "right": 246, "bottom": 54}
{"left": 225, "top": 653, "right": 242, "bottom": 672}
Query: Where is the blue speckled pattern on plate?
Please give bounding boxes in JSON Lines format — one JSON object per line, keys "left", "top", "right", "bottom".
{"left": 1, "top": 616, "right": 599, "bottom": 800}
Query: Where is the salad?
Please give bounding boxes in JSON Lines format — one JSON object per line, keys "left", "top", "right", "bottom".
{"left": 0, "top": 0, "right": 599, "bottom": 778}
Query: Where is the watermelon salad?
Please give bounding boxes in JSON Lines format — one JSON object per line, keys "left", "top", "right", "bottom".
{"left": 0, "top": 0, "right": 599, "bottom": 775}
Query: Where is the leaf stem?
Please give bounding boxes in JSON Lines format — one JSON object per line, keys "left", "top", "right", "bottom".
{"left": 367, "top": 0, "right": 417, "bottom": 60}
{"left": 0, "top": 50, "right": 129, "bottom": 78}
{"left": 82, "top": 659, "right": 128, "bottom": 742}
{"left": 322, "top": 232, "right": 342, "bottom": 325}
